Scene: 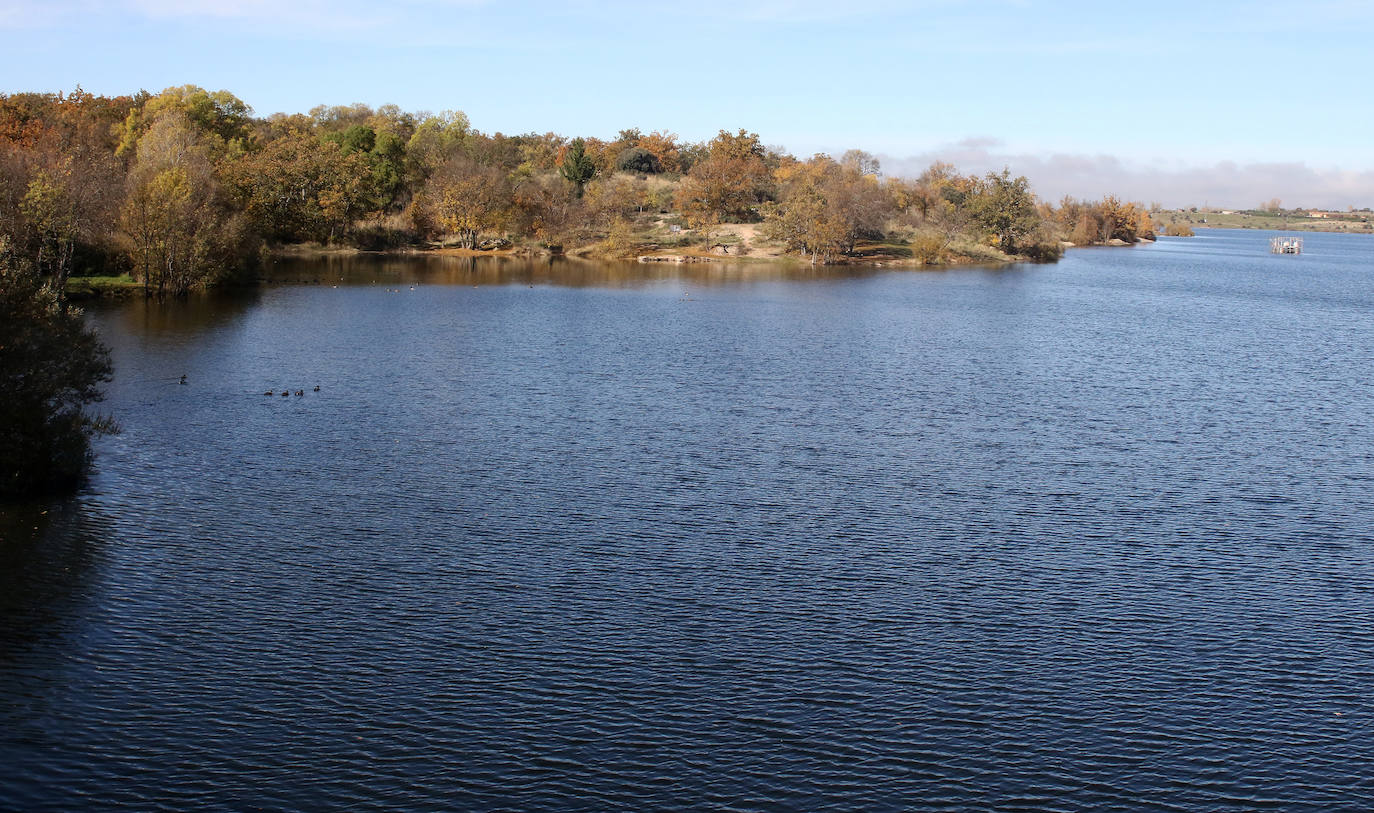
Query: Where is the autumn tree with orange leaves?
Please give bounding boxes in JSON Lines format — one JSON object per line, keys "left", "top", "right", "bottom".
{"left": 673, "top": 129, "right": 772, "bottom": 227}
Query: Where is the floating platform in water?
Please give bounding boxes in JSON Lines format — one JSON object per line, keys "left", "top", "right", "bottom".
{"left": 1270, "top": 237, "right": 1303, "bottom": 254}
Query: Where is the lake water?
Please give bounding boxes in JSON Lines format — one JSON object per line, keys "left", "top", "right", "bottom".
{"left": 4, "top": 229, "right": 1374, "bottom": 810}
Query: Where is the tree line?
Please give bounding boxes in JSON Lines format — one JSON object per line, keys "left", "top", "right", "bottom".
{"left": 1, "top": 85, "right": 1157, "bottom": 296}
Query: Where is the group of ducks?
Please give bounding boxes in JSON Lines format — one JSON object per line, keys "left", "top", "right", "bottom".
{"left": 176, "top": 375, "right": 321, "bottom": 398}
{"left": 265, "top": 385, "right": 321, "bottom": 397}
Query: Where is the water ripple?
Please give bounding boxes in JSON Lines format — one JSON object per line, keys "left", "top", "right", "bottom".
{"left": 4, "top": 234, "right": 1374, "bottom": 810}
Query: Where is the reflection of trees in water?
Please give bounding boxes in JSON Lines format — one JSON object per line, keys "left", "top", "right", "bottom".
{"left": 270, "top": 254, "right": 891, "bottom": 290}
{"left": 0, "top": 500, "right": 111, "bottom": 662}
{"left": 95, "top": 252, "right": 910, "bottom": 342}
{"left": 91, "top": 287, "right": 263, "bottom": 339}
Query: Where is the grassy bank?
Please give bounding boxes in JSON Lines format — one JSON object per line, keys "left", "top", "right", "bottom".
{"left": 65, "top": 274, "right": 142, "bottom": 299}
{"left": 1152, "top": 209, "right": 1374, "bottom": 234}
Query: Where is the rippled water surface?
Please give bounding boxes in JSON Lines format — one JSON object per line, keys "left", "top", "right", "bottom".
{"left": 4, "top": 229, "right": 1374, "bottom": 810}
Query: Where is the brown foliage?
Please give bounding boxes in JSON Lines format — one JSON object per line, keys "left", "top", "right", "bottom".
{"left": 1053, "top": 195, "right": 1154, "bottom": 244}
{"left": 411, "top": 157, "right": 512, "bottom": 249}
{"left": 673, "top": 130, "right": 772, "bottom": 227}
{"left": 637, "top": 131, "right": 681, "bottom": 174}
{"left": 224, "top": 128, "right": 374, "bottom": 244}
{"left": 763, "top": 154, "right": 892, "bottom": 262}
{"left": 0, "top": 91, "right": 129, "bottom": 286}
{"left": 511, "top": 173, "right": 586, "bottom": 249}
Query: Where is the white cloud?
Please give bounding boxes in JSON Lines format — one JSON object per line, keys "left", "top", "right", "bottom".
{"left": 879, "top": 140, "right": 1374, "bottom": 210}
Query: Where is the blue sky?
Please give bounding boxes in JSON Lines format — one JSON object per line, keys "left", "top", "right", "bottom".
{"left": 3, "top": 0, "right": 1372, "bottom": 207}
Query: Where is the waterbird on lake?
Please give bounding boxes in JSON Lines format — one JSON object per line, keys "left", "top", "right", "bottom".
{"left": 295, "top": 390, "right": 304, "bottom": 396}
{"left": 313, "top": 385, "right": 320, "bottom": 392}
{"left": 281, "top": 390, "right": 289, "bottom": 397}
{"left": 179, "top": 374, "right": 188, "bottom": 385}
{"left": 264, "top": 390, "right": 274, "bottom": 396}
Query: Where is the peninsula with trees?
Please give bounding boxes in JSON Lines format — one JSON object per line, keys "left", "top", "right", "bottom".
{"left": 1, "top": 85, "right": 1161, "bottom": 300}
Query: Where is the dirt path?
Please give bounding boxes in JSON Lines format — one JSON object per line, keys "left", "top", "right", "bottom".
{"left": 702, "top": 223, "right": 785, "bottom": 258}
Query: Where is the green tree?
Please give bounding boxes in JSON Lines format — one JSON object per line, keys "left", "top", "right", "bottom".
{"left": 615, "top": 146, "right": 660, "bottom": 174}
{"left": 369, "top": 131, "right": 407, "bottom": 210}
{"left": 322, "top": 126, "right": 408, "bottom": 211}
{"left": 323, "top": 124, "right": 376, "bottom": 155}
{"left": 971, "top": 168, "right": 1039, "bottom": 253}
{"left": 559, "top": 138, "right": 597, "bottom": 198}
{"left": 0, "top": 239, "right": 114, "bottom": 497}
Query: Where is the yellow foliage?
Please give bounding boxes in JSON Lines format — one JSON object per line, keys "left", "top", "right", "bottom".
{"left": 602, "top": 216, "right": 635, "bottom": 257}
{"left": 909, "top": 232, "right": 947, "bottom": 264}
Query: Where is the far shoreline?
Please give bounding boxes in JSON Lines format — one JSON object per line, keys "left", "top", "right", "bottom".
{"left": 1151, "top": 208, "right": 1373, "bottom": 235}
{"left": 67, "top": 235, "right": 1161, "bottom": 300}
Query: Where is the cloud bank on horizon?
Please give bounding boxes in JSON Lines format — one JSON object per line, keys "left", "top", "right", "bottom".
{"left": 879, "top": 140, "right": 1374, "bottom": 211}
{"left": 2, "top": 0, "right": 1372, "bottom": 208}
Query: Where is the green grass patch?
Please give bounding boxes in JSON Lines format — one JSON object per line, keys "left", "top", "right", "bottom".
{"left": 66, "top": 274, "right": 141, "bottom": 298}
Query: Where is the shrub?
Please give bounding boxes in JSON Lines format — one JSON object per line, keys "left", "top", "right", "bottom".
{"left": 909, "top": 232, "right": 947, "bottom": 264}
{"left": 1020, "top": 237, "right": 1065, "bottom": 262}
{"left": 945, "top": 236, "right": 1009, "bottom": 264}
{"left": 601, "top": 217, "right": 636, "bottom": 257}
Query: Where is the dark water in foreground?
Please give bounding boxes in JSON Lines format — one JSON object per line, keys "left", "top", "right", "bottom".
{"left": 4, "top": 229, "right": 1374, "bottom": 810}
